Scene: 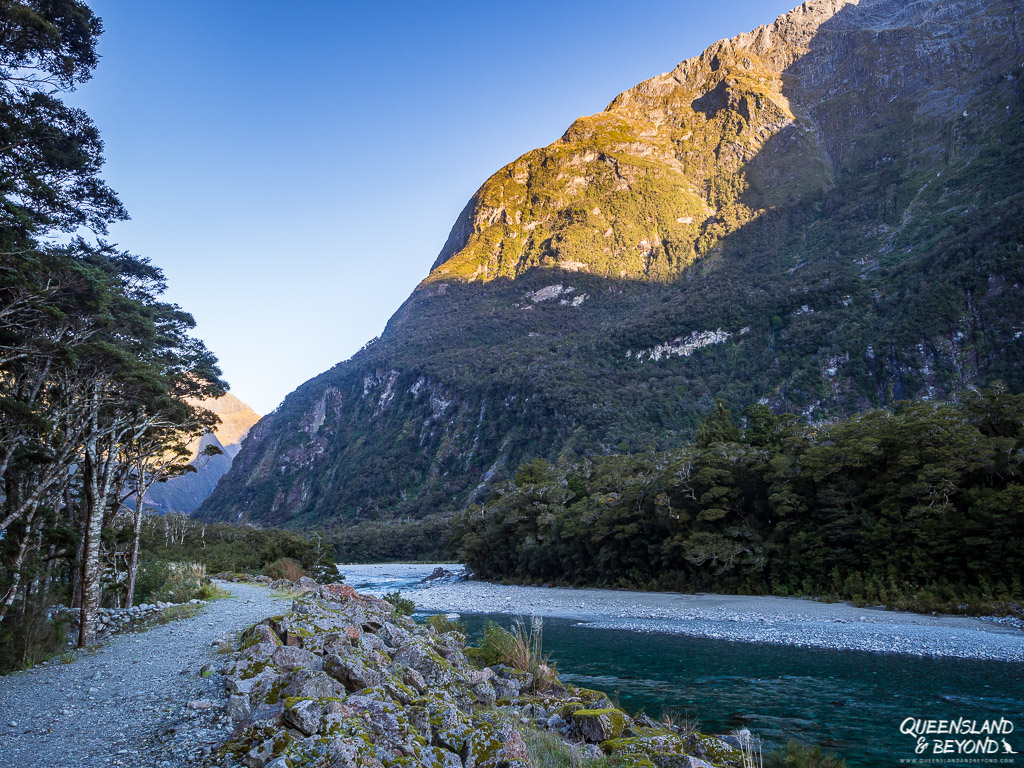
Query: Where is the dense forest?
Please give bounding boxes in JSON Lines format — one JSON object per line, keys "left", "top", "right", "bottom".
{"left": 453, "top": 388, "right": 1024, "bottom": 615}
{"left": 0, "top": 1, "right": 226, "bottom": 667}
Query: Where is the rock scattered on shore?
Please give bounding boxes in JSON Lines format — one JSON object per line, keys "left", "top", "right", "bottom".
{"left": 209, "top": 582, "right": 749, "bottom": 768}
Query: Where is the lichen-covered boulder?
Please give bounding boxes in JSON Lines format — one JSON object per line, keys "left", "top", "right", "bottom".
{"left": 402, "top": 666, "right": 427, "bottom": 693}
{"left": 472, "top": 680, "right": 497, "bottom": 706}
{"left": 272, "top": 644, "right": 321, "bottom": 671}
{"left": 226, "top": 694, "right": 252, "bottom": 723}
{"left": 689, "top": 734, "right": 744, "bottom": 767}
{"left": 430, "top": 703, "right": 473, "bottom": 754}
{"left": 598, "top": 731, "right": 746, "bottom": 768}
{"left": 393, "top": 645, "right": 465, "bottom": 688}
{"left": 572, "top": 708, "right": 629, "bottom": 742}
{"left": 325, "top": 652, "right": 382, "bottom": 692}
{"left": 226, "top": 668, "right": 278, "bottom": 697}
{"left": 239, "top": 622, "right": 280, "bottom": 649}
{"left": 280, "top": 669, "right": 342, "bottom": 700}
{"left": 282, "top": 697, "right": 323, "bottom": 736}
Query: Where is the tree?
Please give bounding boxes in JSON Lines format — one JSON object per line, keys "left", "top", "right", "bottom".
{"left": 0, "top": 2, "right": 226, "bottom": 656}
{"left": 695, "top": 399, "right": 741, "bottom": 448}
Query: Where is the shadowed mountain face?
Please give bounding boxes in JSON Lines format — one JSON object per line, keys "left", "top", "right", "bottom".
{"left": 198, "top": 0, "right": 1024, "bottom": 528}
{"left": 145, "top": 394, "right": 260, "bottom": 515}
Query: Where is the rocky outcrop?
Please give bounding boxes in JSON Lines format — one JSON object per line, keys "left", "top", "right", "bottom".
{"left": 208, "top": 585, "right": 748, "bottom": 768}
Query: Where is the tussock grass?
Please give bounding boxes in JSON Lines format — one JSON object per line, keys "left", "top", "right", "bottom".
{"left": 264, "top": 557, "right": 305, "bottom": 582}
{"left": 469, "top": 617, "right": 557, "bottom": 692}
{"left": 522, "top": 728, "right": 622, "bottom": 768}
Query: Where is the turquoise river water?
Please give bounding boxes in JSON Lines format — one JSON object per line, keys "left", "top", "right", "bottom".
{"left": 343, "top": 568, "right": 1024, "bottom": 768}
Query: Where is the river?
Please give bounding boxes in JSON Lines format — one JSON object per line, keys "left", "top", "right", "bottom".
{"left": 341, "top": 563, "right": 1024, "bottom": 767}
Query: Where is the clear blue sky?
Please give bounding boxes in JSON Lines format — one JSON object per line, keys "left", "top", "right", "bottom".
{"left": 69, "top": 0, "right": 797, "bottom": 415}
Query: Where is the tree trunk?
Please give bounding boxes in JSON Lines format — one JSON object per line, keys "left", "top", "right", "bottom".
{"left": 0, "top": 512, "right": 35, "bottom": 624}
{"left": 125, "top": 457, "right": 145, "bottom": 609}
{"left": 78, "top": 451, "right": 104, "bottom": 647}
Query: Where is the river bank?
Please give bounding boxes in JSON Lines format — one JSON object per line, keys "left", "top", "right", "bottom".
{"left": 340, "top": 563, "right": 1024, "bottom": 661}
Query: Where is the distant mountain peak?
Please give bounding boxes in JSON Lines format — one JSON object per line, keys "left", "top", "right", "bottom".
{"left": 146, "top": 393, "right": 261, "bottom": 515}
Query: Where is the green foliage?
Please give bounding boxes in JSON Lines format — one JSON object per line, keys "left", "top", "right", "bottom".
{"left": 425, "top": 614, "right": 467, "bottom": 635}
{"left": 382, "top": 591, "right": 415, "bottom": 616}
{"left": 766, "top": 741, "right": 847, "bottom": 768}
{"left": 453, "top": 389, "right": 1024, "bottom": 614}
{"left": 325, "top": 516, "right": 451, "bottom": 564}
{"left": 135, "top": 514, "right": 335, "bottom": 579}
{"left": 0, "top": 590, "right": 68, "bottom": 674}
{"left": 695, "top": 399, "right": 740, "bottom": 448}
{"left": 134, "top": 561, "right": 210, "bottom": 605}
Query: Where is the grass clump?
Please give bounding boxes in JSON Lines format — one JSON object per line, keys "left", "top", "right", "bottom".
{"left": 766, "top": 741, "right": 847, "bottom": 768}
{"left": 523, "top": 728, "right": 622, "bottom": 768}
{"left": 135, "top": 561, "right": 215, "bottom": 604}
{"left": 468, "top": 617, "right": 557, "bottom": 691}
{"left": 383, "top": 591, "right": 415, "bottom": 616}
{"left": 197, "top": 582, "right": 231, "bottom": 600}
{"left": 661, "top": 709, "right": 699, "bottom": 739}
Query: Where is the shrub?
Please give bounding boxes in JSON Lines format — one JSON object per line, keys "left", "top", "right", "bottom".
{"left": 383, "top": 591, "right": 415, "bottom": 616}
{"left": 135, "top": 561, "right": 212, "bottom": 605}
{"left": 426, "top": 614, "right": 467, "bottom": 635}
{"left": 134, "top": 560, "right": 172, "bottom": 604}
{"left": 264, "top": 557, "right": 305, "bottom": 582}
{"left": 197, "top": 582, "right": 231, "bottom": 600}
{"left": 0, "top": 591, "right": 68, "bottom": 674}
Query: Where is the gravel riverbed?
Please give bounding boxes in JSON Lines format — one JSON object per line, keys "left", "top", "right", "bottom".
{"left": 0, "top": 581, "right": 288, "bottom": 768}
{"left": 343, "top": 563, "right": 1024, "bottom": 662}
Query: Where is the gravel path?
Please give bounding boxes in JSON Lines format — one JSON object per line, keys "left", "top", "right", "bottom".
{"left": 0, "top": 581, "right": 288, "bottom": 768}
{"left": 342, "top": 563, "right": 1024, "bottom": 661}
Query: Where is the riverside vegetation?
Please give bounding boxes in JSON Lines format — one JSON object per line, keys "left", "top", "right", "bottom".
{"left": 453, "top": 390, "right": 1024, "bottom": 617}
{"left": 209, "top": 579, "right": 842, "bottom": 768}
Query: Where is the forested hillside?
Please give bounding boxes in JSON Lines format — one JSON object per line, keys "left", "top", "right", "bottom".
{"left": 200, "top": 0, "right": 1024, "bottom": 539}
{"left": 454, "top": 389, "right": 1024, "bottom": 612}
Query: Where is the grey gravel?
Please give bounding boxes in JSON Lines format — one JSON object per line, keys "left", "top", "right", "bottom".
{"left": 342, "top": 563, "right": 1024, "bottom": 662}
{"left": 0, "top": 581, "right": 288, "bottom": 768}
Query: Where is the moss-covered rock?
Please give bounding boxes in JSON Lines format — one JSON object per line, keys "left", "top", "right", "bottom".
{"left": 571, "top": 707, "right": 629, "bottom": 742}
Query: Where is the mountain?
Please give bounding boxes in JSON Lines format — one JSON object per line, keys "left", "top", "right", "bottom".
{"left": 197, "top": 0, "right": 1024, "bottom": 532}
{"left": 145, "top": 394, "right": 261, "bottom": 515}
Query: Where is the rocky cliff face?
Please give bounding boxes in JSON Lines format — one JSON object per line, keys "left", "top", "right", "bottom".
{"left": 146, "top": 394, "right": 261, "bottom": 515}
{"left": 198, "top": 0, "right": 1024, "bottom": 530}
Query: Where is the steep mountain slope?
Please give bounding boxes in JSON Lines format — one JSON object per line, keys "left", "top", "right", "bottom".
{"left": 146, "top": 394, "right": 261, "bottom": 515}
{"left": 198, "top": 0, "right": 1024, "bottom": 529}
